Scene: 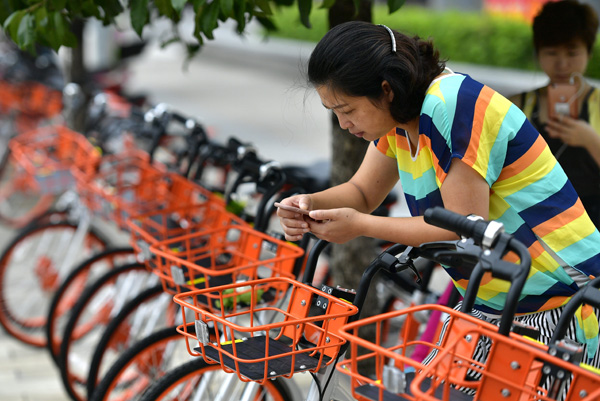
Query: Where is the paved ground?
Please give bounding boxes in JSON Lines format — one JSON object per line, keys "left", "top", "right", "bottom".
{"left": 0, "top": 20, "right": 557, "bottom": 401}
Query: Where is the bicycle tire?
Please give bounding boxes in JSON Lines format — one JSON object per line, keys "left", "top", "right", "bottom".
{"left": 0, "top": 220, "right": 106, "bottom": 346}
{"left": 89, "top": 326, "right": 190, "bottom": 401}
{"left": 58, "top": 262, "right": 157, "bottom": 401}
{"left": 139, "top": 356, "right": 294, "bottom": 401}
{"left": 87, "top": 284, "right": 177, "bottom": 398}
{"left": 45, "top": 246, "right": 137, "bottom": 364}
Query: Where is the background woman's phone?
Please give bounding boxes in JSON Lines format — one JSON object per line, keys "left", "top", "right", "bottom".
{"left": 547, "top": 83, "right": 578, "bottom": 119}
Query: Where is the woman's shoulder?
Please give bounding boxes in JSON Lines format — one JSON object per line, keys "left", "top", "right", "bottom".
{"left": 507, "top": 88, "right": 540, "bottom": 115}
{"left": 586, "top": 84, "right": 600, "bottom": 101}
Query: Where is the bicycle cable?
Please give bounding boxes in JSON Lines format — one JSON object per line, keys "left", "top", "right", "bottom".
{"left": 319, "top": 352, "right": 344, "bottom": 400}
{"left": 308, "top": 371, "right": 324, "bottom": 401}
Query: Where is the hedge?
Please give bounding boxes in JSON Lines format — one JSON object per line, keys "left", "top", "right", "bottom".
{"left": 266, "top": 5, "right": 600, "bottom": 79}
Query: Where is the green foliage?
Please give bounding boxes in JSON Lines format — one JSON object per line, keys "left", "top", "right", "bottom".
{"left": 0, "top": 0, "right": 312, "bottom": 55}
{"left": 267, "top": 4, "right": 600, "bottom": 80}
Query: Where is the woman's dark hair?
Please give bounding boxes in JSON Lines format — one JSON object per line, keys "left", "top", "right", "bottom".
{"left": 533, "top": 0, "right": 598, "bottom": 53}
{"left": 308, "top": 21, "right": 446, "bottom": 124}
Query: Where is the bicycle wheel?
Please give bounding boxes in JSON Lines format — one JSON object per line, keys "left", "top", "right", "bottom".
{"left": 46, "top": 247, "right": 137, "bottom": 364}
{"left": 139, "top": 357, "right": 294, "bottom": 401}
{"left": 89, "top": 326, "right": 192, "bottom": 401}
{"left": 87, "top": 284, "right": 178, "bottom": 398}
{"left": 0, "top": 221, "right": 106, "bottom": 346}
{"left": 58, "top": 263, "right": 158, "bottom": 401}
{"left": 0, "top": 152, "right": 56, "bottom": 228}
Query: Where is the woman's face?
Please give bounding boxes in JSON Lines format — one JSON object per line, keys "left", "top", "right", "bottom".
{"left": 537, "top": 39, "right": 590, "bottom": 85}
{"left": 316, "top": 84, "right": 397, "bottom": 141}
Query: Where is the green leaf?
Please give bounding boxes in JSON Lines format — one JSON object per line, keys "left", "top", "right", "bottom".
{"left": 254, "top": 0, "right": 271, "bottom": 16}
{"left": 52, "top": 10, "right": 77, "bottom": 48}
{"left": 16, "top": 12, "right": 34, "bottom": 50}
{"left": 387, "top": 0, "right": 405, "bottom": 14}
{"left": 99, "top": 0, "right": 124, "bottom": 21}
{"left": 81, "top": 0, "right": 101, "bottom": 18}
{"left": 130, "top": 0, "right": 149, "bottom": 36}
{"left": 171, "top": 0, "right": 187, "bottom": 13}
{"left": 191, "top": 0, "right": 205, "bottom": 10}
{"left": 155, "top": 0, "right": 174, "bottom": 18}
{"left": 201, "top": 0, "right": 219, "bottom": 39}
{"left": 67, "top": 0, "right": 81, "bottom": 14}
{"left": 49, "top": 0, "right": 67, "bottom": 11}
{"left": 3, "top": 10, "right": 24, "bottom": 40}
{"left": 352, "top": 0, "right": 360, "bottom": 16}
{"left": 34, "top": 6, "right": 48, "bottom": 28}
{"left": 220, "top": 0, "right": 234, "bottom": 17}
{"left": 255, "top": 15, "right": 276, "bottom": 31}
{"left": 233, "top": 0, "right": 245, "bottom": 32}
{"left": 297, "top": 0, "right": 311, "bottom": 28}
{"left": 319, "top": 0, "right": 335, "bottom": 9}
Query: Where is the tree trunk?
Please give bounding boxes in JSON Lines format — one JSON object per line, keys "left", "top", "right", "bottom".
{"left": 326, "top": 0, "right": 379, "bottom": 375}
{"left": 64, "top": 18, "right": 88, "bottom": 132}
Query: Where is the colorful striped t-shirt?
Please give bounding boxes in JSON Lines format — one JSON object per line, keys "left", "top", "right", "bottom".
{"left": 375, "top": 72, "right": 600, "bottom": 316}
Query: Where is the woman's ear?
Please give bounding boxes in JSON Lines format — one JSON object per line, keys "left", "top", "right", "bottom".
{"left": 382, "top": 80, "right": 394, "bottom": 102}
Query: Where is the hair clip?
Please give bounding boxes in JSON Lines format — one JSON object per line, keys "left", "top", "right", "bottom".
{"left": 379, "top": 24, "right": 397, "bottom": 53}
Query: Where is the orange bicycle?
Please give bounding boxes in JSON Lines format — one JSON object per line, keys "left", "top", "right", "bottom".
{"left": 337, "top": 207, "right": 600, "bottom": 401}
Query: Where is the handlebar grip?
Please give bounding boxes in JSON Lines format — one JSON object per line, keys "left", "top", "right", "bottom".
{"left": 424, "top": 207, "right": 490, "bottom": 245}
{"left": 227, "top": 137, "right": 243, "bottom": 151}
{"left": 170, "top": 112, "right": 188, "bottom": 124}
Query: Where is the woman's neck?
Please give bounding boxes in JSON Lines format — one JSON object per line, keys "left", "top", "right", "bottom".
{"left": 399, "top": 118, "right": 420, "bottom": 150}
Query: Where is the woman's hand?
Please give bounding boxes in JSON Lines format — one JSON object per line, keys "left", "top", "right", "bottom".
{"left": 546, "top": 116, "right": 595, "bottom": 147}
{"left": 276, "top": 195, "right": 313, "bottom": 241}
{"left": 306, "top": 207, "right": 365, "bottom": 244}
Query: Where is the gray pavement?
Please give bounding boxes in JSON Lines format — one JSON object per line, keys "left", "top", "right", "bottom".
{"left": 0, "top": 21, "right": 558, "bottom": 401}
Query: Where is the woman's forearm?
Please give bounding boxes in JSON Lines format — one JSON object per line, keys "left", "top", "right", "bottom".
{"left": 309, "top": 181, "right": 374, "bottom": 213}
{"left": 360, "top": 213, "right": 459, "bottom": 247}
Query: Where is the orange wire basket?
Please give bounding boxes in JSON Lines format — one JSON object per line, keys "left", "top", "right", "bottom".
{"left": 8, "top": 125, "right": 101, "bottom": 195}
{"left": 148, "top": 224, "right": 302, "bottom": 295}
{"left": 126, "top": 199, "right": 245, "bottom": 272}
{"left": 0, "top": 80, "right": 62, "bottom": 118}
{"left": 173, "top": 276, "right": 358, "bottom": 384}
{"left": 76, "top": 154, "right": 214, "bottom": 230}
{"left": 410, "top": 325, "right": 600, "bottom": 401}
{"left": 336, "top": 303, "right": 509, "bottom": 401}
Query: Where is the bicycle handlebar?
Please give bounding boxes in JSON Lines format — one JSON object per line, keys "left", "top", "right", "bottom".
{"left": 551, "top": 276, "right": 600, "bottom": 344}
{"left": 424, "top": 206, "right": 505, "bottom": 248}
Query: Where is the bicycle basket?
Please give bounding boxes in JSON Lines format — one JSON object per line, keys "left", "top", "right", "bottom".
{"left": 336, "top": 303, "right": 505, "bottom": 401}
{"left": 9, "top": 125, "right": 101, "bottom": 195}
{"left": 173, "top": 276, "right": 358, "bottom": 384}
{"left": 77, "top": 155, "right": 213, "bottom": 230}
{"left": 149, "top": 224, "right": 302, "bottom": 296}
{"left": 0, "top": 80, "right": 62, "bottom": 118}
{"left": 127, "top": 199, "right": 245, "bottom": 271}
{"left": 410, "top": 325, "right": 600, "bottom": 401}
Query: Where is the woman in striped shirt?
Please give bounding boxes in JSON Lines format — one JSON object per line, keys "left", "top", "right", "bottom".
{"left": 276, "top": 21, "right": 600, "bottom": 371}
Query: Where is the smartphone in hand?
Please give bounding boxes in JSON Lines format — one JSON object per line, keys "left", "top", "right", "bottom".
{"left": 274, "top": 202, "right": 310, "bottom": 215}
{"left": 548, "top": 83, "right": 578, "bottom": 119}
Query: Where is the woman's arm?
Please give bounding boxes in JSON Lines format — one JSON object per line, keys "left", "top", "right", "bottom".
{"left": 308, "top": 157, "right": 490, "bottom": 246}
{"left": 309, "top": 144, "right": 400, "bottom": 212}
{"left": 277, "top": 144, "right": 399, "bottom": 241}
{"left": 546, "top": 117, "right": 600, "bottom": 166}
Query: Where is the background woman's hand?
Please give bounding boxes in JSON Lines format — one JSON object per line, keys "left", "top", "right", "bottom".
{"left": 546, "top": 116, "right": 596, "bottom": 147}
{"left": 276, "top": 194, "right": 313, "bottom": 241}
